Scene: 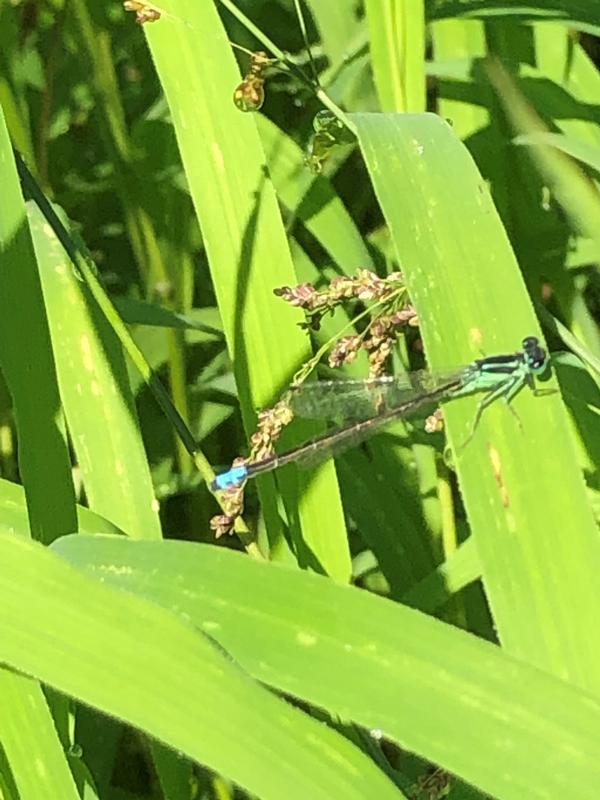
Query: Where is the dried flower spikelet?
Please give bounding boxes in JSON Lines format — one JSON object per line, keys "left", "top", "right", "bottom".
{"left": 387, "top": 271, "right": 404, "bottom": 283}
{"left": 368, "top": 339, "right": 393, "bottom": 378}
{"left": 328, "top": 335, "right": 361, "bottom": 368}
{"left": 209, "top": 475, "right": 246, "bottom": 537}
{"left": 249, "top": 401, "right": 293, "bottom": 461}
{"left": 390, "top": 305, "right": 418, "bottom": 327}
{"left": 257, "top": 401, "right": 293, "bottom": 437}
{"left": 249, "top": 430, "right": 274, "bottom": 461}
{"left": 210, "top": 513, "right": 236, "bottom": 538}
{"left": 123, "top": 1, "right": 161, "bottom": 23}
{"left": 355, "top": 269, "right": 388, "bottom": 300}
{"left": 329, "top": 275, "right": 358, "bottom": 300}
{"left": 274, "top": 283, "right": 320, "bottom": 309}
{"left": 249, "top": 51, "right": 270, "bottom": 75}
{"left": 367, "top": 316, "right": 395, "bottom": 347}
{"left": 425, "top": 408, "right": 444, "bottom": 433}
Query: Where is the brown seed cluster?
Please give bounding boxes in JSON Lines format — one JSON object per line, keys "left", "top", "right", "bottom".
{"left": 248, "top": 400, "right": 294, "bottom": 461}
{"left": 364, "top": 306, "right": 419, "bottom": 377}
{"left": 210, "top": 464, "right": 246, "bottom": 538}
{"left": 123, "top": 1, "right": 161, "bottom": 24}
{"left": 275, "top": 269, "right": 403, "bottom": 311}
{"left": 275, "top": 269, "right": 405, "bottom": 330}
{"left": 233, "top": 51, "right": 272, "bottom": 112}
{"left": 326, "top": 306, "right": 418, "bottom": 376}
{"left": 424, "top": 408, "right": 444, "bottom": 433}
{"left": 210, "top": 401, "right": 294, "bottom": 537}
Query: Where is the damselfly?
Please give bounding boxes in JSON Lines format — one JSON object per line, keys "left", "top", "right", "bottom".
{"left": 211, "top": 336, "right": 549, "bottom": 491}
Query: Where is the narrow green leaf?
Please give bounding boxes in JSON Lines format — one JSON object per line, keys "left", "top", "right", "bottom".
{"left": 515, "top": 131, "right": 600, "bottom": 176}
{"left": 305, "top": 0, "right": 361, "bottom": 65}
{"left": 553, "top": 353, "right": 600, "bottom": 519}
{"left": 485, "top": 58, "right": 600, "bottom": 257}
{"left": 0, "top": 104, "right": 76, "bottom": 543}
{"left": 114, "top": 297, "right": 223, "bottom": 339}
{"left": 430, "top": 18, "right": 488, "bottom": 140}
{"left": 338, "top": 445, "right": 435, "bottom": 595}
{"left": 28, "top": 203, "right": 162, "bottom": 540}
{"left": 0, "top": 671, "right": 80, "bottom": 800}
{"left": 401, "top": 538, "right": 480, "bottom": 613}
{"left": 365, "top": 0, "right": 426, "bottom": 111}
{"left": 427, "top": 0, "right": 600, "bottom": 37}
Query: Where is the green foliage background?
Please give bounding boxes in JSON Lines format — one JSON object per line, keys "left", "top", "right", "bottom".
{"left": 1, "top": 1, "right": 600, "bottom": 798}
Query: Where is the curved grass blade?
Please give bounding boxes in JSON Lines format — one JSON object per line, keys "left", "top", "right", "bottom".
{"left": 515, "top": 130, "right": 600, "bottom": 177}
{"left": 352, "top": 111, "right": 600, "bottom": 691}
{"left": 0, "top": 532, "right": 402, "bottom": 800}
{"left": 56, "top": 535, "right": 600, "bottom": 800}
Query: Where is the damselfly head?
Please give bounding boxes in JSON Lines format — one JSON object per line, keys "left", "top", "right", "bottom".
{"left": 522, "top": 336, "right": 547, "bottom": 372}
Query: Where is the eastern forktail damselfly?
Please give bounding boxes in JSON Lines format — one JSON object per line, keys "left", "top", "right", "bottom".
{"left": 211, "top": 336, "right": 549, "bottom": 491}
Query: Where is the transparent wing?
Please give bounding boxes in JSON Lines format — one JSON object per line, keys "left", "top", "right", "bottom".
{"left": 293, "top": 409, "right": 411, "bottom": 469}
{"left": 288, "top": 369, "right": 464, "bottom": 422}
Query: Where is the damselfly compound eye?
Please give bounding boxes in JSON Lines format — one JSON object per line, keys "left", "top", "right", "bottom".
{"left": 522, "top": 336, "right": 547, "bottom": 371}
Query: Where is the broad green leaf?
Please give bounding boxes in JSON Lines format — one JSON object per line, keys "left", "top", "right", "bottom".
{"left": 352, "top": 111, "right": 600, "bottom": 691}
{"left": 55, "top": 535, "right": 600, "bottom": 800}
{"left": 0, "top": 532, "right": 402, "bottom": 800}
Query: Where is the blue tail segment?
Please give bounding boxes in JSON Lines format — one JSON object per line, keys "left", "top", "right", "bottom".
{"left": 211, "top": 464, "right": 249, "bottom": 491}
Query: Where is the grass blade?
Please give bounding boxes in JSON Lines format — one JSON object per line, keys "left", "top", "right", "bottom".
{"left": 0, "top": 107, "right": 76, "bottom": 543}
{"left": 56, "top": 535, "right": 600, "bottom": 800}
{"left": 0, "top": 532, "right": 403, "bottom": 800}
{"left": 365, "top": 0, "right": 426, "bottom": 111}
{"left": 145, "top": 0, "right": 350, "bottom": 576}
{"left": 352, "top": 111, "right": 600, "bottom": 690}
{"left": 427, "top": 0, "right": 600, "bottom": 37}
